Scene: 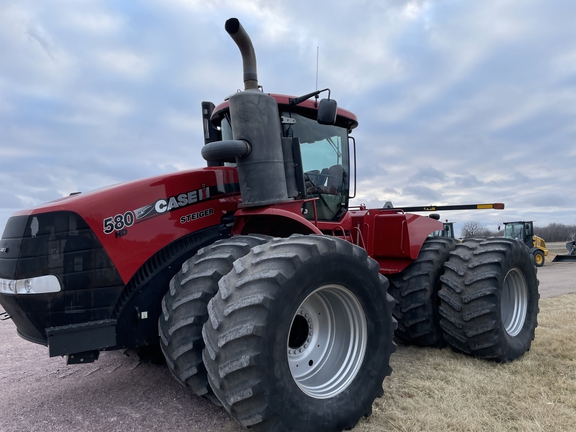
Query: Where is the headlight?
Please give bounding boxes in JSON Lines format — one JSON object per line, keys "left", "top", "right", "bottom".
{"left": 0, "top": 275, "right": 61, "bottom": 295}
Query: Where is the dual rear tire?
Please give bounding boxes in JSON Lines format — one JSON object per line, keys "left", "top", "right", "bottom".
{"left": 389, "top": 236, "right": 539, "bottom": 363}
{"left": 388, "top": 237, "right": 456, "bottom": 347}
{"left": 438, "top": 238, "right": 539, "bottom": 362}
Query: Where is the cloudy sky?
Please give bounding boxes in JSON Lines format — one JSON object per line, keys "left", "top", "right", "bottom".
{"left": 1, "top": 0, "right": 575, "bottom": 236}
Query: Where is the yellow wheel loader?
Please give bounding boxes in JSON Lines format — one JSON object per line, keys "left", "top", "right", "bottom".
{"left": 503, "top": 221, "right": 548, "bottom": 267}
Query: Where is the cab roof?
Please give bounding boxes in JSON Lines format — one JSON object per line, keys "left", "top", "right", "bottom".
{"left": 212, "top": 93, "right": 359, "bottom": 131}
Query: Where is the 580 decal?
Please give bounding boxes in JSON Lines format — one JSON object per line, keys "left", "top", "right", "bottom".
{"left": 103, "top": 211, "right": 135, "bottom": 234}
{"left": 100, "top": 183, "right": 239, "bottom": 236}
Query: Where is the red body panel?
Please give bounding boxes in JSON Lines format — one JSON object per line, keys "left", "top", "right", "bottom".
{"left": 349, "top": 209, "right": 443, "bottom": 273}
{"left": 13, "top": 167, "right": 241, "bottom": 283}
{"left": 229, "top": 199, "right": 442, "bottom": 275}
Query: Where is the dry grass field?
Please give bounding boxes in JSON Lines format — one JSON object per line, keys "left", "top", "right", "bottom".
{"left": 352, "top": 293, "right": 576, "bottom": 432}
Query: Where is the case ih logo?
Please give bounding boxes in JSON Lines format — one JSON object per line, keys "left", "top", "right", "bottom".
{"left": 134, "top": 185, "right": 211, "bottom": 220}
{"left": 103, "top": 185, "right": 211, "bottom": 235}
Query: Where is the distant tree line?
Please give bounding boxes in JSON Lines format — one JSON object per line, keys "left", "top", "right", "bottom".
{"left": 533, "top": 223, "right": 576, "bottom": 242}
{"left": 460, "top": 222, "right": 576, "bottom": 242}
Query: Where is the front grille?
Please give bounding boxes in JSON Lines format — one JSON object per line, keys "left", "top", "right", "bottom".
{"left": 0, "top": 211, "right": 125, "bottom": 342}
{"left": 0, "top": 212, "right": 122, "bottom": 289}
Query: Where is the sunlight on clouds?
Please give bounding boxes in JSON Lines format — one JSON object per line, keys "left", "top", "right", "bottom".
{"left": 156, "top": 0, "right": 214, "bottom": 10}
{"left": 51, "top": 177, "right": 80, "bottom": 198}
{"left": 62, "top": 11, "right": 124, "bottom": 33}
{"left": 487, "top": 90, "right": 555, "bottom": 131}
{"left": 550, "top": 50, "right": 576, "bottom": 79}
{"left": 0, "top": 146, "right": 35, "bottom": 158}
{"left": 177, "top": 62, "right": 237, "bottom": 92}
{"left": 161, "top": 110, "right": 203, "bottom": 132}
{"left": 1, "top": 5, "right": 73, "bottom": 81}
{"left": 156, "top": 0, "right": 270, "bottom": 22}
{"left": 351, "top": 178, "right": 403, "bottom": 208}
{"left": 15, "top": 194, "right": 45, "bottom": 208}
{"left": 402, "top": 1, "right": 427, "bottom": 20}
{"left": 1, "top": 4, "right": 34, "bottom": 42}
{"left": 159, "top": 0, "right": 291, "bottom": 44}
{"left": 403, "top": 5, "right": 527, "bottom": 117}
{"left": 0, "top": 99, "right": 12, "bottom": 114}
{"left": 97, "top": 50, "right": 152, "bottom": 80}
{"left": 75, "top": 92, "right": 135, "bottom": 117}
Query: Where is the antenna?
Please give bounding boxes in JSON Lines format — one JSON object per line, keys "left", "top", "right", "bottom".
{"left": 315, "top": 46, "right": 319, "bottom": 91}
{"left": 314, "top": 46, "right": 320, "bottom": 107}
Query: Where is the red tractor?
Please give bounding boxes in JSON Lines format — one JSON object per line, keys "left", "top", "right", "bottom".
{"left": 0, "top": 18, "right": 539, "bottom": 432}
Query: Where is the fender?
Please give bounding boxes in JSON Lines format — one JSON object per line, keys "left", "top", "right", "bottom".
{"left": 232, "top": 200, "right": 322, "bottom": 237}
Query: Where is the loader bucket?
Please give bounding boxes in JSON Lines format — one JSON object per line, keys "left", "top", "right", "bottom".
{"left": 553, "top": 241, "right": 576, "bottom": 262}
{"left": 552, "top": 255, "right": 576, "bottom": 263}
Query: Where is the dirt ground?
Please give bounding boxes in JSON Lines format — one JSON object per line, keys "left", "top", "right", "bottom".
{"left": 0, "top": 259, "right": 573, "bottom": 432}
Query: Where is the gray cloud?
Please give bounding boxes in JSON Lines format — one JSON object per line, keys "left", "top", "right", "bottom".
{"left": 402, "top": 185, "right": 442, "bottom": 202}
{"left": 0, "top": 0, "right": 575, "bottom": 233}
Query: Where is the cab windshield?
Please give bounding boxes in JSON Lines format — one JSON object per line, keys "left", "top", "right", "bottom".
{"left": 505, "top": 223, "right": 523, "bottom": 240}
{"left": 281, "top": 112, "right": 349, "bottom": 221}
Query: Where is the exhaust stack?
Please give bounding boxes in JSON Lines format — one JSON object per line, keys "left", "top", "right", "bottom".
{"left": 201, "top": 18, "right": 289, "bottom": 207}
{"left": 225, "top": 18, "right": 258, "bottom": 90}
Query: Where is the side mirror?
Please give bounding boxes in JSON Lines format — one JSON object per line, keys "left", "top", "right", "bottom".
{"left": 317, "top": 98, "right": 337, "bottom": 125}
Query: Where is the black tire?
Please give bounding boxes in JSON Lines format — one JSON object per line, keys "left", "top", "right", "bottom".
{"left": 202, "top": 235, "right": 396, "bottom": 432}
{"left": 158, "top": 234, "right": 270, "bottom": 403}
{"left": 438, "top": 238, "right": 539, "bottom": 362}
{"left": 533, "top": 249, "right": 545, "bottom": 267}
{"left": 388, "top": 237, "right": 457, "bottom": 347}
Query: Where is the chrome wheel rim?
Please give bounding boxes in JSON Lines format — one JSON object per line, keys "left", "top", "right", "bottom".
{"left": 287, "top": 284, "right": 367, "bottom": 399}
{"left": 501, "top": 268, "right": 528, "bottom": 337}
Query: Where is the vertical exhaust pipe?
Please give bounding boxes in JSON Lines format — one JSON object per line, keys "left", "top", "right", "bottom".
{"left": 225, "top": 18, "right": 258, "bottom": 90}
{"left": 225, "top": 18, "right": 289, "bottom": 207}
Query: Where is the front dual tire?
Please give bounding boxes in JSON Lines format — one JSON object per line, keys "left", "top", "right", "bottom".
{"left": 202, "top": 235, "right": 397, "bottom": 432}
{"left": 158, "top": 235, "right": 270, "bottom": 402}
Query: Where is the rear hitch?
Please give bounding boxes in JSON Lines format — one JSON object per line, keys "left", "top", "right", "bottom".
{"left": 66, "top": 350, "right": 100, "bottom": 365}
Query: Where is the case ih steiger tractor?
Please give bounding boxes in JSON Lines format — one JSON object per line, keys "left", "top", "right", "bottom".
{"left": 0, "top": 18, "right": 539, "bottom": 432}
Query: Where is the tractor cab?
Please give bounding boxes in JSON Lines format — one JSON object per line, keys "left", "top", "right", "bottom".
{"left": 503, "top": 221, "right": 533, "bottom": 246}
{"left": 205, "top": 93, "right": 357, "bottom": 222}
{"left": 503, "top": 221, "right": 548, "bottom": 266}
{"left": 430, "top": 221, "right": 455, "bottom": 239}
